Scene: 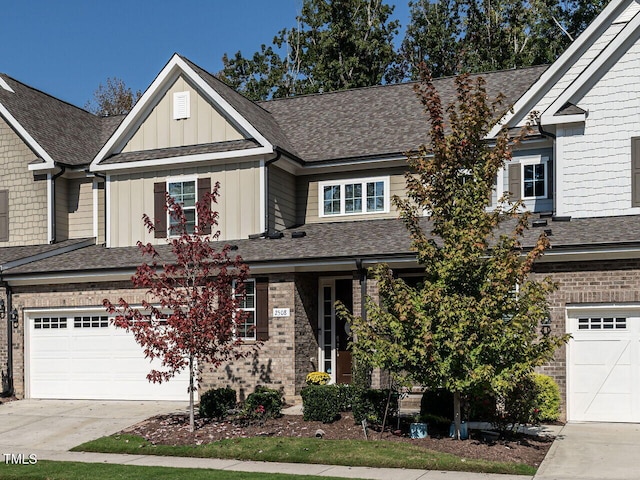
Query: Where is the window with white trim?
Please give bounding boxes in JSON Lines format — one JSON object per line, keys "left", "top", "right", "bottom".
{"left": 578, "top": 317, "right": 627, "bottom": 330}
{"left": 34, "top": 317, "right": 67, "bottom": 329}
{"left": 319, "top": 177, "right": 389, "bottom": 217}
{"left": 167, "top": 179, "right": 196, "bottom": 234}
{"left": 522, "top": 160, "right": 547, "bottom": 199}
{"left": 234, "top": 279, "right": 256, "bottom": 341}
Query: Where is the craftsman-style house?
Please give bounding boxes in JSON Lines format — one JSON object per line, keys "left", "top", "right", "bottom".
{"left": 2, "top": 0, "right": 640, "bottom": 423}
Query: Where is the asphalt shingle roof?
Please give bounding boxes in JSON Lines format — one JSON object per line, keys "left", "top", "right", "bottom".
{"left": 4, "top": 215, "right": 639, "bottom": 276}
{"left": 0, "top": 74, "right": 121, "bottom": 166}
{"left": 258, "top": 65, "right": 549, "bottom": 162}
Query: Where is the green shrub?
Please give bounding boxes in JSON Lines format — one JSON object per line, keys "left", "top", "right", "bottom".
{"left": 352, "top": 388, "right": 399, "bottom": 425}
{"left": 335, "top": 383, "right": 353, "bottom": 412}
{"left": 244, "top": 386, "right": 284, "bottom": 419}
{"left": 301, "top": 385, "right": 340, "bottom": 423}
{"left": 532, "top": 373, "right": 561, "bottom": 422}
{"left": 198, "top": 387, "right": 236, "bottom": 419}
{"left": 466, "top": 386, "right": 497, "bottom": 421}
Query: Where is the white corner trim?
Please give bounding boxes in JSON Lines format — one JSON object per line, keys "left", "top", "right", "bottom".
{"left": 543, "top": 10, "right": 640, "bottom": 121}
{"left": 105, "top": 175, "right": 111, "bottom": 248}
{"left": 91, "top": 145, "right": 273, "bottom": 173}
{"left": 47, "top": 174, "right": 53, "bottom": 243}
{"left": 90, "top": 54, "right": 274, "bottom": 170}
{"left": 92, "top": 180, "right": 99, "bottom": 239}
{"left": 259, "top": 159, "right": 266, "bottom": 233}
{"left": 487, "top": 0, "right": 634, "bottom": 138}
{"left": 0, "top": 102, "right": 55, "bottom": 169}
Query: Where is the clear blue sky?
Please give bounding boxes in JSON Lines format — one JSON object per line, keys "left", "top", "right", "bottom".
{"left": 0, "top": 0, "right": 411, "bottom": 108}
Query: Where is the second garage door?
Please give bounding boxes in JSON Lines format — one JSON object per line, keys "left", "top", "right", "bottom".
{"left": 27, "top": 310, "right": 192, "bottom": 401}
{"left": 568, "top": 308, "right": 640, "bottom": 422}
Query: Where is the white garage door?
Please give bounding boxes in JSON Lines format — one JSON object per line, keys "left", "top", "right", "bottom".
{"left": 27, "top": 311, "right": 191, "bottom": 401}
{"left": 568, "top": 309, "right": 640, "bottom": 422}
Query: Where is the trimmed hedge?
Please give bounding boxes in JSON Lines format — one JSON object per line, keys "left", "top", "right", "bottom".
{"left": 199, "top": 387, "right": 236, "bottom": 419}
{"left": 352, "top": 388, "right": 399, "bottom": 425}
{"left": 245, "top": 386, "right": 284, "bottom": 418}
{"left": 301, "top": 385, "right": 340, "bottom": 423}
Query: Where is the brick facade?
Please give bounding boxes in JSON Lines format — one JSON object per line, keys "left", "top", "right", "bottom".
{"left": 533, "top": 258, "right": 640, "bottom": 421}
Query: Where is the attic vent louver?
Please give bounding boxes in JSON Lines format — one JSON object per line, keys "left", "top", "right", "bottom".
{"left": 0, "top": 77, "right": 14, "bottom": 93}
{"left": 173, "top": 91, "right": 190, "bottom": 120}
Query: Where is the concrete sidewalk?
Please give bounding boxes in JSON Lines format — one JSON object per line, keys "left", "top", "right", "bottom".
{"left": 22, "top": 449, "right": 532, "bottom": 480}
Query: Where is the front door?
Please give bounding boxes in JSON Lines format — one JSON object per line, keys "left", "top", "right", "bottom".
{"left": 319, "top": 278, "right": 353, "bottom": 384}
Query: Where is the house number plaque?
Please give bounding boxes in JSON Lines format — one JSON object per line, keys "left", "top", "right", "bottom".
{"left": 273, "top": 308, "right": 290, "bottom": 317}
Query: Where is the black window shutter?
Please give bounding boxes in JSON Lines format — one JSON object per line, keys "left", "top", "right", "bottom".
{"left": 0, "top": 190, "right": 8, "bottom": 242}
{"left": 256, "top": 278, "right": 269, "bottom": 341}
{"left": 633, "top": 138, "right": 640, "bottom": 207}
{"left": 508, "top": 163, "right": 521, "bottom": 201}
{"left": 197, "top": 177, "right": 212, "bottom": 235}
{"left": 546, "top": 159, "right": 554, "bottom": 199}
{"left": 153, "top": 182, "right": 167, "bottom": 238}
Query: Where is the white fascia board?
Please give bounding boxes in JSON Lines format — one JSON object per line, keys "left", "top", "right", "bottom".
{"left": 92, "top": 146, "right": 273, "bottom": 173}
{"left": 539, "top": 113, "right": 587, "bottom": 125}
{"left": 0, "top": 103, "right": 55, "bottom": 169}
{"left": 90, "top": 54, "right": 273, "bottom": 171}
{"left": 543, "top": 11, "right": 640, "bottom": 122}
{"left": 487, "top": 0, "right": 633, "bottom": 138}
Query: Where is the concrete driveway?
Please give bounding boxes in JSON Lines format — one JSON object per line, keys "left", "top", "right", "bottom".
{"left": 0, "top": 399, "right": 187, "bottom": 452}
{"left": 534, "top": 422, "right": 640, "bottom": 480}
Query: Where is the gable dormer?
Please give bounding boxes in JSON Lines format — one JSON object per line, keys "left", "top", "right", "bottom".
{"left": 91, "top": 54, "right": 294, "bottom": 247}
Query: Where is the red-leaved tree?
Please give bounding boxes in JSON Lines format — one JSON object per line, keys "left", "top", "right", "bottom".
{"left": 103, "top": 181, "right": 257, "bottom": 431}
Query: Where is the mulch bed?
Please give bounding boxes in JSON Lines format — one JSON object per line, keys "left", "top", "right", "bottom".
{"left": 123, "top": 412, "right": 554, "bottom": 467}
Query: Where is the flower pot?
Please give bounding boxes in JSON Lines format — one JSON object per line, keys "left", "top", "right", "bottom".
{"left": 410, "top": 422, "right": 428, "bottom": 438}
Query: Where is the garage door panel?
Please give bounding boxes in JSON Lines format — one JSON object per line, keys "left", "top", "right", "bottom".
{"left": 28, "top": 313, "right": 191, "bottom": 401}
{"left": 568, "top": 311, "right": 640, "bottom": 422}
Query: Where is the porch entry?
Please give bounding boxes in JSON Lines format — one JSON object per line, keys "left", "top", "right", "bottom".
{"left": 319, "top": 278, "right": 353, "bottom": 384}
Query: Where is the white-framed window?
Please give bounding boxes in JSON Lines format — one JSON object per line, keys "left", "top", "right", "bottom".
{"left": 167, "top": 177, "right": 197, "bottom": 234}
{"left": 234, "top": 279, "right": 256, "bottom": 341}
{"left": 319, "top": 177, "right": 390, "bottom": 217}
{"left": 522, "top": 158, "right": 548, "bottom": 199}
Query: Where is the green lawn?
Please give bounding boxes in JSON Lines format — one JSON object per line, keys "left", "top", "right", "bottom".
{"left": 73, "top": 434, "right": 536, "bottom": 476}
{"left": 0, "top": 460, "right": 349, "bottom": 480}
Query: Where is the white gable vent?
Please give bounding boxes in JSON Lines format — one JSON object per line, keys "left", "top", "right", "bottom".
{"left": 0, "top": 76, "right": 14, "bottom": 93}
{"left": 173, "top": 91, "right": 190, "bottom": 120}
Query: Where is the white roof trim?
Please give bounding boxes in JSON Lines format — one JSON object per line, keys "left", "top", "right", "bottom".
{"left": 0, "top": 77, "right": 14, "bottom": 93}
{"left": 0, "top": 102, "right": 55, "bottom": 169}
{"left": 90, "top": 53, "right": 274, "bottom": 172}
{"left": 541, "top": 112, "right": 588, "bottom": 125}
{"left": 541, "top": 9, "right": 640, "bottom": 124}
{"left": 487, "top": 0, "right": 635, "bottom": 138}
{"left": 91, "top": 145, "right": 273, "bottom": 172}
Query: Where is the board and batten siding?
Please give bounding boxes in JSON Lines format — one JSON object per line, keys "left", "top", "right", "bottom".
{"left": 109, "top": 162, "right": 262, "bottom": 247}
{"left": 0, "top": 117, "right": 48, "bottom": 246}
{"left": 269, "top": 166, "right": 296, "bottom": 231}
{"left": 554, "top": 37, "right": 640, "bottom": 218}
{"left": 122, "top": 75, "right": 245, "bottom": 153}
{"left": 298, "top": 168, "right": 407, "bottom": 224}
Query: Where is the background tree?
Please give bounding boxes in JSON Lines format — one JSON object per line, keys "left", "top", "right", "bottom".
{"left": 342, "top": 66, "right": 569, "bottom": 439}
{"left": 103, "top": 183, "right": 257, "bottom": 432}
{"left": 85, "top": 77, "right": 141, "bottom": 116}
{"left": 219, "top": 0, "right": 399, "bottom": 100}
{"left": 398, "top": 0, "right": 607, "bottom": 80}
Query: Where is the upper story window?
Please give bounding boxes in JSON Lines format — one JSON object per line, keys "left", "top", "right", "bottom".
{"left": 234, "top": 279, "right": 256, "bottom": 341}
{"left": 319, "top": 177, "right": 390, "bottom": 217}
{"left": 522, "top": 159, "right": 548, "bottom": 199}
{"left": 167, "top": 178, "right": 196, "bottom": 234}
